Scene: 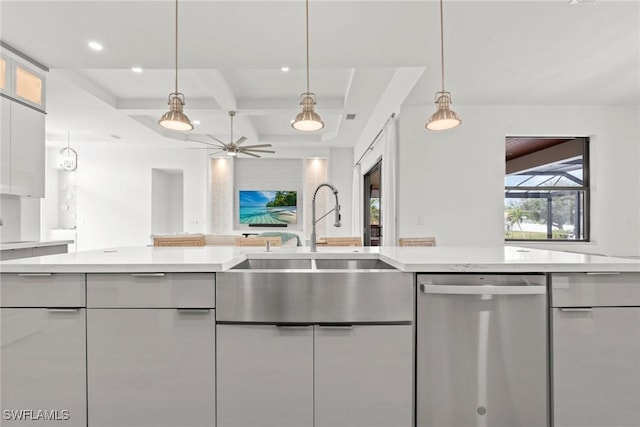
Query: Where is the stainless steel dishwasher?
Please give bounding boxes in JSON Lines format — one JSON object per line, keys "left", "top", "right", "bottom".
{"left": 417, "top": 274, "right": 548, "bottom": 427}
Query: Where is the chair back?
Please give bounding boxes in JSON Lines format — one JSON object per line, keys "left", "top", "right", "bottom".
{"left": 398, "top": 237, "right": 437, "bottom": 247}
{"left": 318, "top": 237, "right": 363, "bottom": 247}
{"left": 235, "top": 237, "right": 282, "bottom": 247}
{"left": 153, "top": 234, "right": 205, "bottom": 247}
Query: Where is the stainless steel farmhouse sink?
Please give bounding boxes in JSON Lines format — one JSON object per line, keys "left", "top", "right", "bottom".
{"left": 231, "top": 258, "right": 313, "bottom": 270}
{"left": 313, "top": 258, "right": 394, "bottom": 269}
{"left": 230, "top": 257, "right": 394, "bottom": 270}
{"left": 219, "top": 258, "right": 411, "bottom": 323}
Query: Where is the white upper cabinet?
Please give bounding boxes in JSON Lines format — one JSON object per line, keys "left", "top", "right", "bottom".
{"left": 1, "top": 51, "right": 46, "bottom": 111}
{"left": 0, "top": 48, "right": 47, "bottom": 197}
{"left": 0, "top": 57, "right": 8, "bottom": 95}
{"left": 15, "top": 65, "right": 45, "bottom": 109}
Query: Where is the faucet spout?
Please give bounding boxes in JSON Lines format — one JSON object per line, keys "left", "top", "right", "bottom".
{"left": 310, "top": 183, "right": 341, "bottom": 252}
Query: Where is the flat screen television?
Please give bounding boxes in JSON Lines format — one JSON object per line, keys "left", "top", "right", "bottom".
{"left": 239, "top": 190, "right": 297, "bottom": 225}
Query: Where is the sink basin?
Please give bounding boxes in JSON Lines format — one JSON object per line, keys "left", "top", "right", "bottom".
{"left": 313, "top": 259, "right": 394, "bottom": 269}
{"left": 231, "top": 258, "right": 313, "bottom": 270}
{"left": 230, "top": 258, "right": 394, "bottom": 270}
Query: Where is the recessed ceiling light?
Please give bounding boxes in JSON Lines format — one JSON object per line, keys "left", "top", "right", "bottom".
{"left": 131, "top": 67, "right": 143, "bottom": 73}
{"left": 281, "top": 66, "right": 290, "bottom": 72}
{"left": 192, "top": 120, "right": 201, "bottom": 125}
{"left": 88, "top": 41, "right": 103, "bottom": 51}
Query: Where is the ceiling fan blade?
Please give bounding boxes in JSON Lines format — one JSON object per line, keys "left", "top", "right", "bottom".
{"left": 188, "top": 138, "right": 225, "bottom": 148}
{"left": 241, "top": 151, "right": 261, "bottom": 158}
{"left": 206, "top": 134, "right": 228, "bottom": 146}
{"left": 240, "top": 149, "right": 276, "bottom": 154}
{"left": 235, "top": 136, "right": 247, "bottom": 146}
{"left": 240, "top": 144, "right": 273, "bottom": 149}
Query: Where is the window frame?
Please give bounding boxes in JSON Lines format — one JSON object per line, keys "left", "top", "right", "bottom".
{"left": 504, "top": 137, "right": 590, "bottom": 243}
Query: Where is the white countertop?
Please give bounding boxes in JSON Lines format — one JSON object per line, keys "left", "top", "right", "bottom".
{"left": 0, "top": 245, "right": 638, "bottom": 273}
{"left": 0, "top": 240, "right": 74, "bottom": 251}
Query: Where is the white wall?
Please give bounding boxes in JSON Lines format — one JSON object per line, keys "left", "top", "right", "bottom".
{"left": 327, "top": 148, "right": 354, "bottom": 237}
{"left": 41, "top": 141, "right": 350, "bottom": 250}
{"left": 396, "top": 104, "right": 640, "bottom": 257}
{"left": 43, "top": 141, "right": 208, "bottom": 251}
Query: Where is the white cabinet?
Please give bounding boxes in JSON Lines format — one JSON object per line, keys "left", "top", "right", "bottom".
{"left": 0, "top": 97, "right": 45, "bottom": 197}
{"left": 1, "top": 96, "right": 10, "bottom": 192}
{"left": 217, "top": 324, "right": 314, "bottom": 427}
{"left": 1, "top": 309, "right": 86, "bottom": 426}
{"left": 216, "top": 323, "right": 413, "bottom": 427}
{"left": 314, "top": 324, "right": 413, "bottom": 427}
{"left": 553, "top": 308, "right": 640, "bottom": 427}
{"left": 87, "top": 309, "right": 216, "bottom": 427}
{"left": 86, "top": 272, "right": 216, "bottom": 427}
{"left": 551, "top": 273, "right": 640, "bottom": 427}
{"left": 0, "top": 273, "right": 86, "bottom": 427}
{"left": 10, "top": 101, "right": 45, "bottom": 197}
{"left": 0, "top": 50, "right": 46, "bottom": 198}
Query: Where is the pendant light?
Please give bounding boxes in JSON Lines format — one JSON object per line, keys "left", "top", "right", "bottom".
{"left": 292, "top": 0, "right": 324, "bottom": 132}
{"left": 159, "top": 0, "right": 193, "bottom": 131}
{"left": 59, "top": 130, "right": 78, "bottom": 172}
{"left": 426, "top": 0, "right": 461, "bottom": 131}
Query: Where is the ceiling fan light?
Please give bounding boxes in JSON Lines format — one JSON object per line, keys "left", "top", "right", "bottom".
{"left": 159, "top": 93, "right": 193, "bottom": 131}
{"left": 292, "top": 93, "right": 324, "bottom": 131}
{"left": 426, "top": 91, "right": 461, "bottom": 131}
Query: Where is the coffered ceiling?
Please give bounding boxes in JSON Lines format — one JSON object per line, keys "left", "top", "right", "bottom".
{"left": 1, "top": 0, "right": 638, "bottom": 151}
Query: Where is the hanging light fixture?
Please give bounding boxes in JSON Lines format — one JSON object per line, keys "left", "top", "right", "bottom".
{"left": 159, "top": 0, "right": 193, "bottom": 131}
{"left": 292, "top": 0, "right": 324, "bottom": 132}
{"left": 426, "top": 0, "right": 461, "bottom": 131}
{"left": 59, "top": 130, "right": 78, "bottom": 172}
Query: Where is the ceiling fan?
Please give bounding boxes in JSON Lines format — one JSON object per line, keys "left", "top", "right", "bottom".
{"left": 188, "top": 111, "right": 275, "bottom": 158}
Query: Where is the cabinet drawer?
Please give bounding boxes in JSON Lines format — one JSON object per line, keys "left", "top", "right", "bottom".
{"left": 0, "top": 273, "right": 85, "bottom": 307}
{"left": 552, "top": 273, "right": 640, "bottom": 307}
{"left": 87, "top": 273, "right": 215, "bottom": 308}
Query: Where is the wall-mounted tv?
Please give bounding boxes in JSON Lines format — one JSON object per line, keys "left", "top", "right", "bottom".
{"left": 239, "top": 191, "right": 297, "bottom": 225}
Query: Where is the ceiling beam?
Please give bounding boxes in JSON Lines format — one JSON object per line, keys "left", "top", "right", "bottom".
{"left": 191, "top": 69, "right": 259, "bottom": 142}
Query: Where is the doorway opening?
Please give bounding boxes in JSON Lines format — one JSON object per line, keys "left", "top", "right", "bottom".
{"left": 363, "top": 161, "right": 381, "bottom": 246}
{"left": 151, "top": 168, "right": 184, "bottom": 235}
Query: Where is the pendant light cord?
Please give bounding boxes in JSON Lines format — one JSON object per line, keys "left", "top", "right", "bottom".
{"left": 439, "top": 0, "right": 445, "bottom": 92}
{"left": 305, "top": 0, "right": 310, "bottom": 94}
{"left": 174, "top": 0, "right": 179, "bottom": 94}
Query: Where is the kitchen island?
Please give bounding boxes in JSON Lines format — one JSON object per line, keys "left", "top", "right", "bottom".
{"left": 1, "top": 246, "right": 639, "bottom": 427}
{"left": 0, "top": 244, "right": 638, "bottom": 273}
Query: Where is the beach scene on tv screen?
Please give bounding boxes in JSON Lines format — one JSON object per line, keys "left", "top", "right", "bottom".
{"left": 239, "top": 191, "right": 297, "bottom": 225}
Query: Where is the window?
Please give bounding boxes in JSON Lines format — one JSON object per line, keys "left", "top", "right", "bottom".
{"left": 505, "top": 137, "right": 589, "bottom": 241}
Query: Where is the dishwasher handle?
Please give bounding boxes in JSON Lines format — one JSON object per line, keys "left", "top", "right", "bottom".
{"left": 420, "top": 283, "right": 546, "bottom": 296}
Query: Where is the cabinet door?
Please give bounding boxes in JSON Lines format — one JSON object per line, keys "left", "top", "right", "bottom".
{"left": 87, "top": 309, "right": 215, "bottom": 427}
{"left": 553, "top": 307, "right": 640, "bottom": 427}
{"left": 10, "top": 101, "right": 44, "bottom": 197}
{"left": 1, "top": 308, "right": 86, "bottom": 426}
{"left": 314, "top": 324, "right": 413, "bottom": 427}
{"left": 1, "top": 96, "right": 10, "bottom": 193}
{"left": 217, "top": 324, "right": 314, "bottom": 427}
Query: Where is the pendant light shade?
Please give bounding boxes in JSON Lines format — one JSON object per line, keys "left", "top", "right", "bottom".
{"left": 292, "top": 0, "right": 324, "bottom": 132}
{"left": 159, "top": 0, "right": 193, "bottom": 132}
{"left": 159, "top": 93, "right": 193, "bottom": 131}
{"left": 293, "top": 93, "right": 324, "bottom": 131}
{"left": 426, "top": 91, "right": 461, "bottom": 131}
{"left": 426, "top": 0, "right": 461, "bottom": 131}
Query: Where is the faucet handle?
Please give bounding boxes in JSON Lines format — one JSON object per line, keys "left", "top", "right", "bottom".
{"left": 266, "top": 240, "right": 271, "bottom": 252}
